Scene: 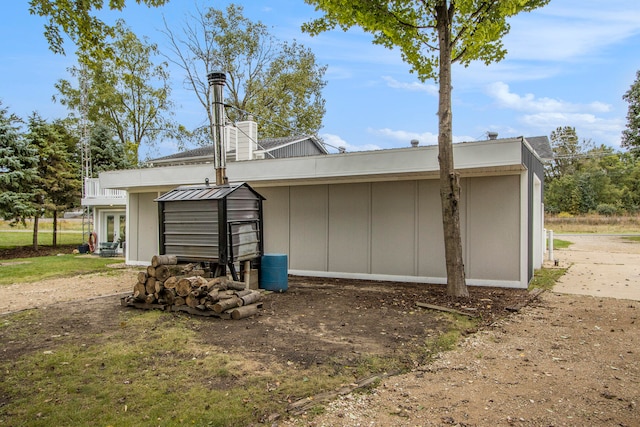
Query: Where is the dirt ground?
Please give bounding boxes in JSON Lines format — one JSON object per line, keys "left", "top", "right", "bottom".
{"left": 1, "top": 236, "right": 639, "bottom": 426}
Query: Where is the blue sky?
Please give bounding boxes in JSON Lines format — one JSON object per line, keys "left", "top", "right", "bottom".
{"left": 1, "top": 1, "right": 640, "bottom": 159}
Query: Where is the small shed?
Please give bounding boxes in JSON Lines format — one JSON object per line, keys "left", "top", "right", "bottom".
{"left": 156, "top": 182, "right": 265, "bottom": 277}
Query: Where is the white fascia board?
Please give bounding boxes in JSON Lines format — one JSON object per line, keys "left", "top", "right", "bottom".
{"left": 81, "top": 197, "right": 126, "bottom": 207}
{"left": 100, "top": 138, "right": 524, "bottom": 191}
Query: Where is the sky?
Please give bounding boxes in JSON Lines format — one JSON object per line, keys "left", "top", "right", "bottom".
{"left": 1, "top": 0, "right": 640, "bottom": 159}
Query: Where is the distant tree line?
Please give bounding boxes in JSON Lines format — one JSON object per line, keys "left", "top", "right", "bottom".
{"left": 544, "top": 71, "right": 640, "bottom": 216}
{"left": 544, "top": 126, "right": 640, "bottom": 215}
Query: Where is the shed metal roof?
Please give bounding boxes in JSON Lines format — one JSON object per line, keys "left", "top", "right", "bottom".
{"left": 155, "top": 182, "right": 264, "bottom": 202}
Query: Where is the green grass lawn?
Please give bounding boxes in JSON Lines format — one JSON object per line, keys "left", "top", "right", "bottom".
{"left": 0, "top": 254, "right": 123, "bottom": 286}
{"left": 0, "top": 230, "right": 84, "bottom": 249}
{"left": 0, "top": 219, "right": 87, "bottom": 249}
{"left": 553, "top": 238, "right": 572, "bottom": 249}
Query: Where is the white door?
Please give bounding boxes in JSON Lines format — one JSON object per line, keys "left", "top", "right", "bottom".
{"left": 104, "top": 211, "right": 126, "bottom": 251}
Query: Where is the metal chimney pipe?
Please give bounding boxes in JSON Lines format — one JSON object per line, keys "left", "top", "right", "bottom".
{"left": 208, "top": 72, "right": 227, "bottom": 185}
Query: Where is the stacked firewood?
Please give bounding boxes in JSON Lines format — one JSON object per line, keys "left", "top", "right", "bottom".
{"left": 122, "top": 254, "right": 263, "bottom": 320}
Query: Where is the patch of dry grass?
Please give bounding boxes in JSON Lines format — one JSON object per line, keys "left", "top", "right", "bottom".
{"left": 545, "top": 215, "right": 640, "bottom": 234}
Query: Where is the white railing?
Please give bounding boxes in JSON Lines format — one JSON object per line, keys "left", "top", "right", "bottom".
{"left": 84, "top": 178, "right": 127, "bottom": 199}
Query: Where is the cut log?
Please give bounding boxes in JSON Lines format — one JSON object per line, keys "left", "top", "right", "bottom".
{"left": 166, "top": 265, "right": 189, "bottom": 276}
{"left": 240, "top": 291, "right": 262, "bottom": 306}
{"left": 145, "top": 277, "right": 157, "bottom": 295}
{"left": 133, "top": 282, "right": 147, "bottom": 301}
{"left": 217, "top": 290, "right": 237, "bottom": 299}
{"left": 235, "top": 289, "right": 253, "bottom": 299}
{"left": 154, "top": 280, "right": 165, "bottom": 294}
{"left": 207, "top": 289, "right": 220, "bottom": 302}
{"left": 213, "top": 296, "right": 242, "bottom": 313}
{"left": 175, "top": 278, "right": 192, "bottom": 297}
{"left": 137, "top": 271, "right": 148, "bottom": 284}
{"left": 181, "top": 263, "right": 197, "bottom": 273}
{"left": 207, "top": 277, "right": 227, "bottom": 288}
{"left": 227, "top": 281, "right": 247, "bottom": 291}
{"left": 146, "top": 265, "right": 156, "bottom": 278}
{"left": 174, "top": 296, "right": 186, "bottom": 306}
{"left": 163, "top": 288, "right": 176, "bottom": 306}
{"left": 175, "top": 276, "right": 208, "bottom": 297}
{"left": 151, "top": 254, "right": 178, "bottom": 267}
{"left": 164, "top": 276, "right": 178, "bottom": 289}
{"left": 230, "top": 303, "right": 260, "bottom": 320}
{"left": 154, "top": 265, "right": 172, "bottom": 282}
{"left": 145, "top": 294, "right": 157, "bottom": 304}
{"left": 185, "top": 294, "right": 200, "bottom": 308}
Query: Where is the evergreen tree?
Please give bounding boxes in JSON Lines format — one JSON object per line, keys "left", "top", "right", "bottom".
{"left": 0, "top": 103, "right": 38, "bottom": 226}
{"left": 26, "top": 113, "right": 81, "bottom": 248}
{"left": 89, "top": 122, "right": 131, "bottom": 175}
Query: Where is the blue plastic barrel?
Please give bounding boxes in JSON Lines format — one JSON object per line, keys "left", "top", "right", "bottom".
{"left": 260, "top": 254, "right": 288, "bottom": 292}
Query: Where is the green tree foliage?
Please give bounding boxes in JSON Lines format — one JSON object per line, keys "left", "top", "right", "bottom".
{"left": 622, "top": 70, "right": 640, "bottom": 151}
{"left": 55, "top": 21, "right": 177, "bottom": 164}
{"left": 544, "top": 127, "right": 640, "bottom": 215}
{"left": 545, "top": 126, "right": 591, "bottom": 180}
{"left": 0, "top": 103, "right": 39, "bottom": 226}
{"left": 302, "top": 0, "right": 550, "bottom": 297}
{"left": 25, "top": 114, "right": 81, "bottom": 248}
{"left": 162, "top": 3, "right": 327, "bottom": 142}
{"left": 89, "top": 123, "right": 132, "bottom": 175}
{"left": 28, "top": 0, "right": 169, "bottom": 57}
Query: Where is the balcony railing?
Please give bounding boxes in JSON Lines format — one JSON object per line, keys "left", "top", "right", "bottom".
{"left": 83, "top": 178, "right": 127, "bottom": 200}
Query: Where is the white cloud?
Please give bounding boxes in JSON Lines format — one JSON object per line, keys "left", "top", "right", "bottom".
{"left": 319, "top": 133, "right": 382, "bottom": 152}
{"left": 382, "top": 76, "right": 438, "bottom": 96}
{"left": 368, "top": 128, "right": 476, "bottom": 145}
{"left": 520, "top": 112, "right": 625, "bottom": 146}
{"left": 486, "top": 82, "right": 611, "bottom": 114}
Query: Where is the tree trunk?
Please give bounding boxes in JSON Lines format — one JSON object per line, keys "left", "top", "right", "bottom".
{"left": 436, "top": 3, "right": 468, "bottom": 298}
{"left": 52, "top": 210, "right": 58, "bottom": 247}
{"left": 32, "top": 215, "right": 39, "bottom": 250}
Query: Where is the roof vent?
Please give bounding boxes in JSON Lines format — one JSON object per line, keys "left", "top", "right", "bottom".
{"left": 487, "top": 131, "right": 499, "bottom": 140}
{"left": 410, "top": 139, "right": 419, "bottom": 147}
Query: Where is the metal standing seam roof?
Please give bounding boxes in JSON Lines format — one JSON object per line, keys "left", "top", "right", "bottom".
{"left": 155, "top": 182, "right": 265, "bottom": 202}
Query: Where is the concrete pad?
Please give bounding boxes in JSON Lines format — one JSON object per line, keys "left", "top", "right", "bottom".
{"left": 551, "top": 234, "right": 640, "bottom": 301}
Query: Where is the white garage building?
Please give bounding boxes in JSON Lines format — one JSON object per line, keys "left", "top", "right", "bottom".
{"left": 98, "top": 126, "right": 550, "bottom": 289}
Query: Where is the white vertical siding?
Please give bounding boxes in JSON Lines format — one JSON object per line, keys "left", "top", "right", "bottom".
{"left": 371, "top": 181, "right": 417, "bottom": 276}
{"left": 417, "top": 180, "right": 447, "bottom": 277}
{"left": 328, "top": 183, "right": 371, "bottom": 273}
{"left": 259, "top": 187, "right": 290, "bottom": 255}
{"left": 289, "top": 185, "right": 328, "bottom": 271}
{"left": 466, "top": 176, "right": 520, "bottom": 281}
{"left": 126, "top": 173, "right": 527, "bottom": 287}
